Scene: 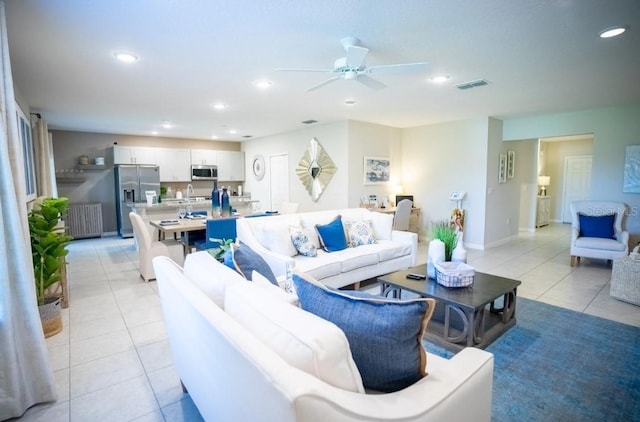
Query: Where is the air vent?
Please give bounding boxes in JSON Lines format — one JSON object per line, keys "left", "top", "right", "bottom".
{"left": 455, "top": 79, "right": 488, "bottom": 90}
{"left": 301, "top": 119, "right": 318, "bottom": 125}
{"left": 242, "top": 135, "right": 253, "bottom": 138}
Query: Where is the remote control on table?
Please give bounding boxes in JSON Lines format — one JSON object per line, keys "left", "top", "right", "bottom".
{"left": 406, "top": 273, "right": 426, "bottom": 280}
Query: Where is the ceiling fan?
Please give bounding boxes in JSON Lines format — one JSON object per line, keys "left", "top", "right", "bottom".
{"left": 277, "top": 37, "right": 429, "bottom": 92}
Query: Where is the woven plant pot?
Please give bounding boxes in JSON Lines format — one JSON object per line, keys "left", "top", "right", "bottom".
{"left": 38, "top": 296, "right": 62, "bottom": 338}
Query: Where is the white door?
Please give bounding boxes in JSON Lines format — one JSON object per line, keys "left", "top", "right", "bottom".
{"left": 561, "top": 156, "right": 592, "bottom": 223}
{"left": 269, "top": 154, "right": 289, "bottom": 211}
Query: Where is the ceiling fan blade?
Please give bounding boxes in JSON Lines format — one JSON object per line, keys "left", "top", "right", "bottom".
{"left": 356, "top": 74, "right": 387, "bottom": 90}
{"left": 305, "top": 75, "right": 342, "bottom": 92}
{"left": 367, "top": 62, "right": 429, "bottom": 74}
{"left": 276, "top": 68, "right": 334, "bottom": 73}
{"left": 345, "top": 45, "right": 368, "bottom": 69}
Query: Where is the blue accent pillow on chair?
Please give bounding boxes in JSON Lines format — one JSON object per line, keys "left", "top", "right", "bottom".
{"left": 315, "top": 215, "right": 348, "bottom": 252}
{"left": 292, "top": 273, "right": 436, "bottom": 392}
{"left": 578, "top": 213, "right": 616, "bottom": 239}
{"left": 223, "top": 242, "right": 278, "bottom": 286}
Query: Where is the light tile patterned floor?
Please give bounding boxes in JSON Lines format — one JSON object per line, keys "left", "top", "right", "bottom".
{"left": 19, "top": 223, "right": 640, "bottom": 421}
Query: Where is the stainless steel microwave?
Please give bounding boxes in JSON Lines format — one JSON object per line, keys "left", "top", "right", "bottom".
{"left": 191, "top": 165, "right": 218, "bottom": 181}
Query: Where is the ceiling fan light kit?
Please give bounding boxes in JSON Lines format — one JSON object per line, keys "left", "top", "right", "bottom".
{"left": 278, "top": 36, "right": 428, "bottom": 92}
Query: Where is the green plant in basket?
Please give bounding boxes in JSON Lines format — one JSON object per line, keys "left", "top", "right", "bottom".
{"left": 431, "top": 220, "right": 458, "bottom": 262}
{"left": 28, "top": 197, "right": 74, "bottom": 306}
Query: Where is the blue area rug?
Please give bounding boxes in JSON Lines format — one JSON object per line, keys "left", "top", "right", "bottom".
{"left": 424, "top": 298, "right": 640, "bottom": 421}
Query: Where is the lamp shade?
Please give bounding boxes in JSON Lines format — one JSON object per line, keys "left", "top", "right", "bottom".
{"left": 537, "top": 176, "right": 551, "bottom": 186}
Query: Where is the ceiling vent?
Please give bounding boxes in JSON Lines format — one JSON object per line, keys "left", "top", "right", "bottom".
{"left": 242, "top": 135, "right": 253, "bottom": 138}
{"left": 301, "top": 119, "right": 318, "bottom": 125}
{"left": 455, "top": 79, "right": 488, "bottom": 90}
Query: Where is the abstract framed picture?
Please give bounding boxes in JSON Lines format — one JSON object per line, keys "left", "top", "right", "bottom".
{"left": 363, "top": 156, "right": 390, "bottom": 185}
{"left": 498, "top": 153, "right": 507, "bottom": 184}
{"left": 623, "top": 145, "right": 640, "bottom": 193}
{"left": 507, "top": 150, "right": 515, "bottom": 179}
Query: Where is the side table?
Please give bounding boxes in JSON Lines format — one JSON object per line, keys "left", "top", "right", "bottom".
{"left": 610, "top": 256, "right": 640, "bottom": 306}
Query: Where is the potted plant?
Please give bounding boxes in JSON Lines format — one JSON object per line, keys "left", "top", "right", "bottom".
{"left": 431, "top": 220, "right": 458, "bottom": 262}
{"left": 28, "top": 197, "right": 73, "bottom": 337}
{"left": 207, "top": 238, "right": 234, "bottom": 262}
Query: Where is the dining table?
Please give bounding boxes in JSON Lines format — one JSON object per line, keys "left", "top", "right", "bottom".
{"left": 149, "top": 217, "right": 208, "bottom": 254}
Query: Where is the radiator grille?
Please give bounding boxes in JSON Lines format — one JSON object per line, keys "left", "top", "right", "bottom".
{"left": 67, "top": 203, "right": 103, "bottom": 239}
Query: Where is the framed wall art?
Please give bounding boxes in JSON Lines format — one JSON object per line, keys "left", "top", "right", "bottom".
{"left": 363, "top": 156, "right": 390, "bottom": 185}
{"left": 507, "top": 150, "right": 515, "bottom": 179}
{"left": 623, "top": 144, "right": 640, "bottom": 193}
{"left": 498, "top": 153, "right": 507, "bottom": 184}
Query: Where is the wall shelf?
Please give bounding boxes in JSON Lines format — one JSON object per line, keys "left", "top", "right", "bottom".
{"left": 76, "top": 164, "right": 107, "bottom": 170}
{"left": 56, "top": 176, "right": 86, "bottom": 183}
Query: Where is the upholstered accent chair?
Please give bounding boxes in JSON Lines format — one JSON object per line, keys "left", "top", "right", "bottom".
{"left": 569, "top": 201, "right": 629, "bottom": 267}
{"left": 393, "top": 199, "right": 413, "bottom": 231}
{"left": 129, "top": 212, "right": 184, "bottom": 281}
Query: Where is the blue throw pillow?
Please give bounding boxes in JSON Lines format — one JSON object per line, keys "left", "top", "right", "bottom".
{"left": 315, "top": 215, "right": 348, "bottom": 252}
{"left": 223, "top": 242, "right": 278, "bottom": 286}
{"left": 292, "top": 273, "right": 436, "bottom": 392}
{"left": 578, "top": 213, "right": 616, "bottom": 239}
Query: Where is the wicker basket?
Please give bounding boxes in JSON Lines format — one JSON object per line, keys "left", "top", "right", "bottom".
{"left": 434, "top": 262, "right": 475, "bottom": 288}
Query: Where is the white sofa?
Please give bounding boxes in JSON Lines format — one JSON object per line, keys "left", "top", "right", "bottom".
{"left": 237, "top": 208, "right": 417, "bottom": 288}
{"left": 152, "top": 252, "right": 494, "bottom": 422}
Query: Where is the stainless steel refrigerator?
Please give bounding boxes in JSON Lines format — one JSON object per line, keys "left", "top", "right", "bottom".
{"left": 115, "top": 165, "right": 160, "bottom": 238}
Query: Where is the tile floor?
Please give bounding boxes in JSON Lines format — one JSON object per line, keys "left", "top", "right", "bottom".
{"left": 18, "top": 223, "right": 640, "bottom": 421}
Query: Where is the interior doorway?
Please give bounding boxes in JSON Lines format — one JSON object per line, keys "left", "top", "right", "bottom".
{"left": 269, "top": 153, "right": 289, "bottom": 211}
{"left": 561, "top": 156, "right": 592, "bottom": 223}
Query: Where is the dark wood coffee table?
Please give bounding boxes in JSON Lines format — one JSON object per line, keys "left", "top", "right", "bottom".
{"left": 377, "top": 264, "right": 521, "bottom": 352}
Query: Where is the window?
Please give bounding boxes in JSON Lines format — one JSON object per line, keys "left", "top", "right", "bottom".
{"left": 17, "top": 106, "right": 36, "bottom": 201}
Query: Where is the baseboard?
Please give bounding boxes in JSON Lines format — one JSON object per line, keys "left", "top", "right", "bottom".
{"left": 484, "top": 234, "right": 519, "bottom": 250}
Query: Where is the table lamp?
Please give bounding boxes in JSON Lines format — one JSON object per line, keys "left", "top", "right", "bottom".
{"left": 538, "top": 176, "right": 550, "bottom": 196}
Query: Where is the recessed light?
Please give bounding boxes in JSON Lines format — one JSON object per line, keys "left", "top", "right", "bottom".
{"left": 213, "top": 103, "right": 227, "bottom": 110}
{"left": 254, "top": 80, "right": 273, "bottom": 89}
{"left": 211, "top": 135, "right": 218, "bottom": 139}
{"left": 599, "top": 25, "right": 628, "bottom": 38}
{"left": 229, "top": 129, "right": 237, "bottom": 134}
{"left": 114, "top": 52, "right": 138, "bottom": 63}
{"left": 161, "top": 120, "right": 172, "bottom": 129}
{"left": 429, "top": 75, "right": 450, "bottom": 83}
{"left": 151, "top": 131, "right": 158, "bottom": 136}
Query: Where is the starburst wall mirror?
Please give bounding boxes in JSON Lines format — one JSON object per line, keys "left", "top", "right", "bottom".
{"left": 296, "top": 138, "right": 336, "bottom": 202}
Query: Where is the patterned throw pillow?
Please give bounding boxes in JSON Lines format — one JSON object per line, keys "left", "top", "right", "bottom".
{"left": 293, "top": 272, "right": 436, "bottom": 393}
{"left": 290, "top": 226, "right": 318, "bottom": 257}
{"left": 344, "top": 219, "right": 377, "bottom": 247}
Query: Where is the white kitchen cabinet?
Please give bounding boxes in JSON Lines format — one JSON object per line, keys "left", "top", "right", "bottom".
{"left": 217, "top": 150, "right": 245, "bottom": 181}
{"left": 112, "top": 146, "right": 158, "bottom": 165}
{"left": 536, "top": 196, "right": 551, "bottom": 228}
{"left": 157, "top": 148, "right": 191, "bottom": 182}
{"left": 190, "top": 149, "right": 217, "bottom": 165}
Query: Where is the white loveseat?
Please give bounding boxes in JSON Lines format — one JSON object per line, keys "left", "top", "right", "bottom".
{"left": 152, "top": 252, "right": 494, "bottom": 422}
{"left": 237, "top": 208, "right": 417, "bottom": 288}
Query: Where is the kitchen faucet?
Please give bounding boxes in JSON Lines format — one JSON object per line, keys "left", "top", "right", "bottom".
{"left": 186, "top": 184, "right": 195, "bottom": 201}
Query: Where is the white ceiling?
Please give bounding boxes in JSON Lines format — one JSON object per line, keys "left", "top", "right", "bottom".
{"left": 6, "top": 0, "right": 640, "bottom": 142}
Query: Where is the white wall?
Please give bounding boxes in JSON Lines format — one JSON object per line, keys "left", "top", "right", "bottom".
{"left": 347, "top": 121, "right": 403, "bottom": 207}
{"left": 503, "top": 103, "right": 640, "bottom": 245}
{"left": 402, "top": 118, "right": 490, "bottom": 248}
{"left": 241, "top": 122, "right": 349, "bottom": 212}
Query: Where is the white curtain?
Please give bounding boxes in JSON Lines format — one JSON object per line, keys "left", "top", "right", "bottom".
{"left": 33, "top": 117, "right": 57, "bottom": 198}
{"left": 0, "top": 1, "right": 57, "bottom": 419}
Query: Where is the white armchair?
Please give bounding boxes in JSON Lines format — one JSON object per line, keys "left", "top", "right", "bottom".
{"left": 129, "top": 212, "right": 184, "bottom": 281}
{"left": 570, "top": 201, "right": 629, "bottom": 267}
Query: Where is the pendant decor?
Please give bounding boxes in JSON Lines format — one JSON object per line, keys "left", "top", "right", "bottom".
{"left": 296, "top": 138, "right": 336, "bottom": 202}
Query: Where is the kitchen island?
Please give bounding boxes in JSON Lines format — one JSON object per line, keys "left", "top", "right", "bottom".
{"left": 128, "top": 196, "right": 259, "bottom": 238}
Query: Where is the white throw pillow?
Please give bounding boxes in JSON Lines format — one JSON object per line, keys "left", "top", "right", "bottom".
{"left": 343, "top": 219, "right": 377, "bottom": 247}
{"left": 369, "top": 212, "right": 394, "bottom": 240}
{"left": 183, "top": 251, "right": 244, "bottom": 309}
{"left": 252, "top": 270, "right": 299, "bottom": 306}
{"left": 224, "top": 282, "right": 365, "bottom": 393}
{"left": 254, "top": 218, "right": 299, "bottom": 257}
